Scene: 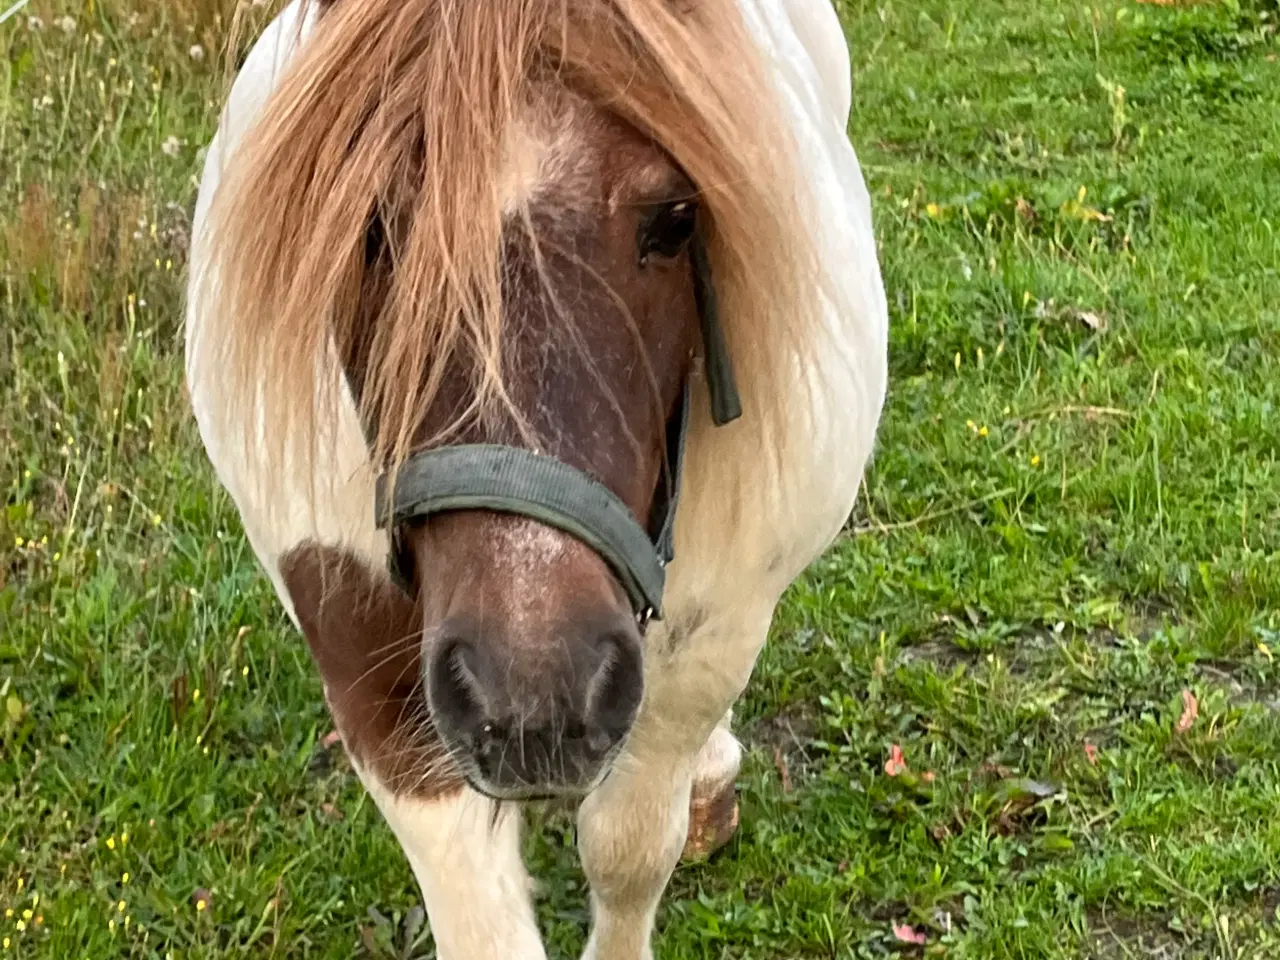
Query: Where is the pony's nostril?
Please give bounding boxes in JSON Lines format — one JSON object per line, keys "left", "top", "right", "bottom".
{"left": 426, "top": 639, "right": 488, "bottom": 738}
{"left": 583, "top": 630, "right": 644, "bottom": 750}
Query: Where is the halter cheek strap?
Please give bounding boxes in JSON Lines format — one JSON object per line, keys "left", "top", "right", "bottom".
{"left": 371, "top": 230, "right": 739, "bottom": 623}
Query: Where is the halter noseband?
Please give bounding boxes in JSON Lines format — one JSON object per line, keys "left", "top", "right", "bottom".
{"left": 370, "top": 231, "right": 740, "bottom": 625}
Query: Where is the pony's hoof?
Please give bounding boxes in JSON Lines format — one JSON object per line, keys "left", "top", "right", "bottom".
{"left": 682, "top": 781, "right": 739, "bottom": 862}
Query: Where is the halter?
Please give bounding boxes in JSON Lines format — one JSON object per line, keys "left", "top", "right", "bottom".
{"left": 368, "top": 231, "right": 741, "bottom": 625}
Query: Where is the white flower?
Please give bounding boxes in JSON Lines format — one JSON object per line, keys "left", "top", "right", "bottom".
{"left": 188, "top": 44, "right": 204, "bottom": 61}
{"left": 161, "top": 136, "right": 182, "bottom": 157}
{"left": 55, "top": 15, "right": 76, "bottom": 33}
{"left": 27, "top": 15, "right": 44, "bottom": 30}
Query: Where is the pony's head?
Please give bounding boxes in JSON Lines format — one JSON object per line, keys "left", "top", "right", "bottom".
{"left": 204, "top": 0, "right": 823, "bottom": 800}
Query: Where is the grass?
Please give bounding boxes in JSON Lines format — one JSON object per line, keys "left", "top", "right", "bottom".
{"left": 2, "top": 0, "right": 1280, "bottom": 956}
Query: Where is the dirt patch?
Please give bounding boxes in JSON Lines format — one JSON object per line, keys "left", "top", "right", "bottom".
{"left": 1260, "top": 887, "right": 1280, "bottom": 925}
{"left": 1086, "top": 909, "right": 1205, "bottom": 959}
{"left": 1194, "top": 661, "right": 1279, "bottom": 714}
{"left": 745, "top": 701, "right": 823, "bottom": 788}
{"left": 895, "top": 638, "right": 981, "bottom": 670}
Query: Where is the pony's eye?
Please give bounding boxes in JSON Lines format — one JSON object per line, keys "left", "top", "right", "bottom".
{"left": 638, "top": 201, "right": 698, "bottom": 264}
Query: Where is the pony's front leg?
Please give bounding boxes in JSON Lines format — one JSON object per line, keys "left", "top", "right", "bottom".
{"left": 576, "top": 607, "right": 771, "bottom": 960}
{"left": 356, "top": 772, "right": 547, "bottom": 960}
{"left": 279, "top": 545, "right": 546, "bottom": 959}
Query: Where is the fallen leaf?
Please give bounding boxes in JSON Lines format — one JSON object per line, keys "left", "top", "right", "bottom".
{"left": 320, "top": 803, "right": 343, "bottom": 821}
{"left": 893, "top": 922, "right": 928, "bottom": 945}
{"left": 1084, "top": 742, "right": 1099, "bottom": 765}
{"left": 1073, "top": 309, "right": 1107, "bottom": 332}
{"left": 171, "top": 673, "right": 188, "bottom": 723}
{"left": 1175, "top": 688, "right": 1198, "bottom": 734}
{"left": 772, "top": 745, "right": 793, "bottom": 794}
{"left": 921, "top": 770, "right": 936, "bottom": 783}
{"left": 884, "top": 744, "right": 908, "bottom": 777}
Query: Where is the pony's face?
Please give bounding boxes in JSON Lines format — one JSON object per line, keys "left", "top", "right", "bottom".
{"left": 393, "top": 100, "right": 704, "bottom": 800}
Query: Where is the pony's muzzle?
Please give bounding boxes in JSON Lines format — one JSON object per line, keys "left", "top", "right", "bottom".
{"left": 424, "top": 615, "right": 644, "bottom": 799}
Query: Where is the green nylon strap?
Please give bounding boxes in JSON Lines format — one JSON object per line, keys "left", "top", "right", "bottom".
{"left": 690, "top": 231, "right": 742, "bottom": 426}
{"left": 375, "top": 444, "right": 669, "bottom": 618}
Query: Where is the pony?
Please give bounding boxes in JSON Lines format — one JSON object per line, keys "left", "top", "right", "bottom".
{"left": 184, "top": 0, "right": 887, "bottom": 955}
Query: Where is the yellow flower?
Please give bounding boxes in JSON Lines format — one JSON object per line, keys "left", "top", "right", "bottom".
{"left": 3, "top": 910, "right": 10, "bottom": 918}
{"left": 106, "top": 836, "right": 116, "bottom": 850}
{"left": 122, "top": 873, "right": 130, "bottom": 884}
{"left": 2, "top": 936, "right": 9, "bottom": 948}
{"left": 195, "top": 899, "right": 207, "bottom": 913}
{"left": 117, "top": 901, "right": 126, "bottom": 913}
{"left": 14, "top": 537, "right": 23, "bottom": 548}
{"left": 242, "top": 666, "right": 250, "bottom": 677}
{"left": 108, "top": 918, "right": 115, "bottom": 931}
{"left": 978, "top": 425, "right": 989, "bottom": 438}
{"left": 14, "top": 922, "right": 24, "bottom": 933}
{"left": 966, "top": 419, "right": 976, "bottom": 431}
{"left": 121, "top": 832, "right": 129, "bottom": 844}
{"left": 925, "top": 202, "right": 941, "bottom": 218}
{"left": 21, "top": 911, "right": 31, "bottom": 921}
{"left": 1031, "top": 455, "right": 1041, "bottom": 467}
{"left": 192, "top": 689, "right": 201, "bottom": 702}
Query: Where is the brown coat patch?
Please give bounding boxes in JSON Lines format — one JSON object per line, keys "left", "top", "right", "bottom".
{"left": 279, "top": 542, "right": 462, "bottom": 799}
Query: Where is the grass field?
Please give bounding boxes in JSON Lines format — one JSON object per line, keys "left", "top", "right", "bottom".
{"left": 3, "top": 0, "right": 1280, "bottom": 956}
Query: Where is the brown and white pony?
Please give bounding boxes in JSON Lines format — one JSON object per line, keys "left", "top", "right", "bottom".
{"left": 185, "top": 0, "right": 887, "bottom": 955}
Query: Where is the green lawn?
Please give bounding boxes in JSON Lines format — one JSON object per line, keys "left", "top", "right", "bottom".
{"left": 3, "top": 0, "right": 1280, "bottom": 956}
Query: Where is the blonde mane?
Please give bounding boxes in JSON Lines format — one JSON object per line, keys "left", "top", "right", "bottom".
{"left": 199, "top": 0, "right": 825, "bottom": 486}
